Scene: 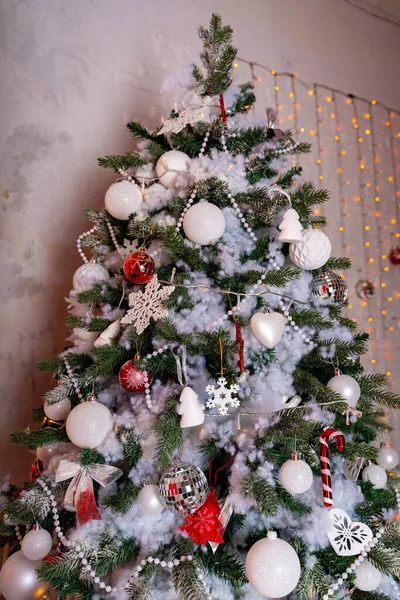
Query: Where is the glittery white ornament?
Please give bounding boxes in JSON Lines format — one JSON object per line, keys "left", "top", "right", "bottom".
{"left": 155, "top": 150, "right": 191, "bottom": 188}
{"left": 278, "top": 455, "right": 313, "bottom": 494}
{"left": 250, "top": 311, "right": 285, "bottom": 348}
{"left": 289, "top": 228, "right": 331, "bottom": 270}
{"left": 93, "top": 319, "right": 121, "bottom": 347}
{"left": 362, "top": 464, "right": 387, "bottom": 489}
{"left": 246, "top": 531, "right": 301, "bottom": 598}
{"left": 377, "top": 446, "right": 399, "bottom": 470}
{"left": 104, "top": 180, "right": 143, "bottom": 220}
{"left": 72, "top": 263, "right": 110, "bottom": 293}
{"left": 66, "top": 401, "right": 113, "bottom": 449}
{"left": 327, "top": 373, "right": 360, "bottom": 408}
{"left": 137, "top": 484, "right": 165, "bottom": 516}
{"left": 44, "top": 398, "right": 71, "bottom": 421}
{"left": 0, "top": 551, "right": 43, "bottom": 600}
{"left": 177, "top": 387, "right": 205, "bottom": 428}
{"left": 182, "top": 202, "right": 226, "bottom": 246}
{"left": 21, "top": 527, "right": 52, "bottom": 561}
{"left": 354, "top": 560, "right": 382, "bottom": 591}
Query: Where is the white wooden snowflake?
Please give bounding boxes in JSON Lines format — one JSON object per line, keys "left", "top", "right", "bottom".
{"left": 157, "top": 106, "right": 207, "bottom": 136}
{"left": 205, "top": 377, "right": 241, "bottom": 416}
{"left": 120, "top": 275, "right": 175, "bottom": 334}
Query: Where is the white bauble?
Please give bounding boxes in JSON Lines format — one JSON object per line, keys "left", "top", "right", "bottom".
{"left": 21, "top": 528, "right": 52, "bottom": 561}
{"left": 0, "top": 551, "right": 44, "bottom": 600}
{"left": 105, "top": 180, "right": 143, "bottom": 220}
{"left": 362, "top": 464, "right": 387, "bottom": 489}
{"left": 155, "top": 150, "right": 191, "bottom": 188}
{"left": 279, "top": 458, "right": 313, "bottom": 494}
{"left": 289, "top": 228, "right": 331, "bottom": 270}
{"left": 137, "top": 484, "right": 165, "bottom": 516}
{"left": 378, "top": 446, "right": 399, "bottom": 470}
{"left": 72, "top": 263, "right": 110, "bottom": 293}
{"left": 44, "top": 398, "right": 71, "bottom": 421}
{"left": 250, "top": 311, "right": 285, "bottom": 348}
{"left": 327, "top": 374, "right": 360, "bottom": 408}
{"left": 246, "top": 531, "right": 301, "bottom": 598}
{"left": 354, "top": 560, "right": 381, "bottom": 591}
{"left": 182, "top": 202, "right": 225, "bottom": 246}
{"left": 66, "top": 401, "right": 113, "bottom": 449}
{"left": 94, "top": 319, "right": 121, "bottom": 348}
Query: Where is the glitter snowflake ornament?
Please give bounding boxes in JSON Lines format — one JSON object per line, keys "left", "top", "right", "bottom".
{"left": 206, "top": 377, "right": 240, "bottom": 415}
{"left": 120, "top": 275, "right": 175, "bottom": 334}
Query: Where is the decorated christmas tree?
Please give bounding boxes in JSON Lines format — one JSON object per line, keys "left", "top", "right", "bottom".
{"left": 1, "top": 14, "right": 400, "bottom": 600}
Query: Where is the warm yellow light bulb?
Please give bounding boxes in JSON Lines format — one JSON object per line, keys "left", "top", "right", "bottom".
{"left": 381, "top": 254, "right": 387, "bottom": 259}
{"left": 310, "top": 130, "right": 316, "bottom": 136}
{"left": 289, "top": 91, "right": 294, "bottom": 98}
{"left": 389, "top": 326, "right": 394, "bottom": 331}
{"left": 384, "top": 266, "right": 389, "bottom": 271}
{"left": 388, "top": 297, "right": 393, "bottom": 301}
{"left": 371, "top": 359, "right": 377, "bottom": 364}
{"left": 371, "top": 99, "right": 377, "bottom": 105}
{"left": 334, "top": 135, "right": 340, "bottom": 141}
{"left": 360, "top": 164, "right": 365, "bottom": 169}
{"left": 375, "top": 212, "right": 380, "bottom": 217}
{"left": 381, "top": 282, "right": 386, "bottom": 287}
{"left": 314, "top": 208, "right": 320, "bottom": 214}
{"left": 386, "top": 371, "right": 392, "bottom": 377}
{"left": 369, "top": 258, "right": 374, "bottom": 263}
{"left": 365, "top": 225, "right": 370, "bottom": 230}
{"left": 300, "top": 127, "right": 305, "bottom": 132}
{"left": 316, "top": 159, "right": 322, "bottom": 165}
{"left": 233, "top": 62, "right": 239, "bottom": 68}
{"left": 339, "top": 226, "right": 344, "bottom": 231}
{"left": 375, "top": 196, "right": 380, "bottom": 202}
{"left": 382, "top": 309, "right": 387, "bottom": 315}
{"left": 386, "top": 121, "right": 391, "bottom": 126}
{"left": 308, "top": 89, "right": 314, "bottom": 96}
{"left": 368, "top": 317, "right": 374, "bottom": 322}
{"left": 319, "top": 175, "right": 324, "bottom": 180}
{"left": 366, "top": 182, "right": 371, "bottom": 187}
{"left": 274, "top": 85, "right": 279, "bottom": 91}
{"left": 271, "top": 69, "right": 276, "bottom": 75}
{"left": 346, "top": 98, "right": 352, "bottom": 104}
{"left": 337, "top": 167, "right": 342, "bottom": 173}
{"left": 391, "top": 219, "right": 397, "bottom": 224}
{"left": 341, "top": 150, "right": 347, "bottom": 155}
{"left": 358, "top": 137, "right": 363, "bottom": 143}
{"left": 365, "top": 242, "right": 370, "bottom": 247}
{"left": 388, "top": 176, "right": 394, "bottom": 182}
{"left": 326, "top": 96, "right": 332, "bottom": 102}
{"left": 366, "top": 129, "right": 371, "bottom": 135}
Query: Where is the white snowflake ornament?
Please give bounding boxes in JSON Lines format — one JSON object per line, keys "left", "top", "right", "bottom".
{"left": 328, "top": 508, "right": 373, "bottom": 556}
{"left": 205, "top": 377, "right": 240, "bottom": 416}
{"left": 120, "top": 275, "right": 175, "bottom": 334}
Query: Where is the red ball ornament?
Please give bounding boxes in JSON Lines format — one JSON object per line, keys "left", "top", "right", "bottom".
{"left": 118, "top": 360, "right": 152, "bottom": 392}
{"left": 389, "top": 246, "right": 400, "bottom": 265}
{"left": 123, "top": 251, "right": 155, "bottom": 284}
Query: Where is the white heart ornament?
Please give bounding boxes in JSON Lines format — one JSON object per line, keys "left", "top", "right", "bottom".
{"left": 250, "top": 312, "right": 285, "bottom": 348}
{"left": 328, "top": 508, "right": 373, "bottom": 556}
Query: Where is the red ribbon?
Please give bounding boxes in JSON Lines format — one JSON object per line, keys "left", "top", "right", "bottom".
{"left": 219, "top": 92, "right": 227, "bottom": 124}
{"left": 235, "top": 320, "right": 245, "bottom": 373}
{"left": 319, "top": 426, "right": 345, "bottom": 508}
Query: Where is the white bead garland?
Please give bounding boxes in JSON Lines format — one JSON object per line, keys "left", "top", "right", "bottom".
{"left": 106, "top": 220, "right": 126, "bottom": 260}
{"left": 63, "top": 358, "right": 85, "bottom": 403}
{"left": 76, "top": 227, "right": 96, "bottom": 264}
{"left": 278, "top": 297, "right": 314, "bottom": 346}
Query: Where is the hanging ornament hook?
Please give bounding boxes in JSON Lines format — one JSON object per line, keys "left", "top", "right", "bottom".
{"left": 267, "top": 186, "right": 292, "bottom": 206}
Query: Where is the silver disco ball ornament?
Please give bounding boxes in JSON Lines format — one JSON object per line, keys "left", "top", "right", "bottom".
{"left": 311, "top": 270, "right": 348, "bottom": 303}
{"left": 159, "top": 462, "right": 209, "bottom": 515}
{"left": 355, "top": 279, "right": 375, "bottom": 300}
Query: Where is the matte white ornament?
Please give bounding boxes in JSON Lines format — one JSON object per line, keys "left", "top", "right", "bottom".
{"left": 177, "top": 387, "right": 205, "bottom": 428}
{"left": 182, "top": 202, "right": 226, "bottom": 246}
{"left": 44, "top": 398, "right": 71, "bottom": 421}
{"left": 66, "top": 401, "right": 113, "bottom": 449}
{"left": 327, "top": 373, "right": 360, "bottom": 408}
{"left": 377, "top": 446, "right": 399, "bottom": 470}
{"left": 362, "top": 464, "right": 387, "bottom": 489}
{"left": 328, "top": 508, "right": 373, "bottom": 556}
{"left": 21, "top": 527, "right": 52, "bottom": 561}
{"left": 245, "top": 531, "right": 301, "bottom": 598}
{"left": 104, "top": 180, "right": 143, "bottom": 220}
{"left": 74, "top": 329, "right": 100, "bottom": 343}
{"left": 354, "top": 560, "right": 382, "bottom": 591}
{"left": 72, "top": 263, "right": 110, "bottom": 293}
{"left": 278, "top": 456, "right": 313, "bottom": 494}
{"left": 155, "top": 150, "right": 191, "bottom": 188}
{"left": 289, "top": 228, "right": 331, "bottom": 270}
{"left": 278, "top": 208, "right": 303, "bottom": 242}
{"left": 137, "top": 484, "right": 165, "bottom": 516}
{"left": 250, "top": 311, "right": 285, "bottom": 348}
{"left": 93, "top": 319, "right": 121, "bottom": 348}
{"left": 0, "top": 551, "right": 43, "bottom": 600}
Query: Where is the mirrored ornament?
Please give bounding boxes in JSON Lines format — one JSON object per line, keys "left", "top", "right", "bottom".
{"left": 137, "top": 484, "right": 165, "bottom": 516}
{"left": 44, "top": 398, "right": 71, "bottom": 421}
{"left": 72, "top": 263, "right": 110, "bottom": 293}
{"left": 289, "top": 228, "right": 331, "bottom": 270}
{"left": 354, "top": 560, "right": 382, "bottom": 591}
{"left": 0, "top": 551, "right": 45, "bottom": 600}
{"left": 328, "top": 508, "right": 373, "bottom": 556}
{"left": 105, "top": 180, "right": 143, "bottom": 220}
{"left": 21, "top": 526, "right": 52, "bottom": 561}
{"left": 182, "top": 201, "right": 225, "bottom": 246}
{"left": 159, "top": 463, "right": 209, "bottom": 516}
{"left": 355, "top": 279, "right": 375, "bottom": 299}
{"left": 343, "top": 457, "right": 365, "bottom": 481}
{"left": 378, "top": 446, "right": 399, "bottom": 470}
{"left": 250, "top": 311, "right": 285, "bottom": 348}
{"left": 362, "top": 463, "right": 387, "bottom": 489}
{"left": 155, "top": 150, "right": 191, "bottom": 188}
{"left": 311, "top": 270, "right": 348, "bottom": 303}
{"left": 65, "top": 399, "right": 113, "bottom": 449}
{"left": 278, "top": 453, "right": 313, "bottom": 494}
{"left": 327, "top": 370, "right": 360, "bottom": 408}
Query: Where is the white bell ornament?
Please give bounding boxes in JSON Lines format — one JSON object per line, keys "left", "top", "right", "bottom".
{"left": 94, "top": 319, "right": 121, "bottom": 348}
{"left": 278, "top": 452, "right": 313, "bottom": 494}
{"left": 137, "top": 484, "right": 165, "bottom": 516}
{"left": 155, "top": 150, "right": 191, "bottom": 188}
{"left": 177, "top": 387, "right": 205, "bottom": 428}
{"left": 65, "top": 399, "right": 113, "bottom": 449}
{"left": 44, "top": 397, "right": 71, "bottom": 421}
{"left": 327, "top": 370, "right": 360, "bottom": 408}
{"left": 278, "top": 208, "right": 303, "bottom": 242}
{"left": 182, "top": 201, "right": 226, "bottom": 246}
{"left": 354, "top": 560, "right": 382, "bottom": 591}
{"left": 289, "top": 227, "right": 331, "bottom": 270}
{"left": 104, "top": 180, "right": 143, "bottom": 220}
{"left": 362, "top": 463, "right": 387, "bottom": 489}
{"left": 21, "top": 526, "right": 53, "bottom": 561}
{"left": 250, "top": 310, "right": 285, "bottom": 348}
{"left": 245, "top": 531, "right": 301, "bottom": 598}
{"left": 72, "top": 263, "right": 110, "bottom": 293}
{"left": 377, "top": 445, "right": 399, "bottom": 470}
{"left": 0, "top": 551, "right": 45, "bottom": 600}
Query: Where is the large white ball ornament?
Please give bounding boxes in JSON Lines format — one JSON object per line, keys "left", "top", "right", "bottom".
{"left": 155, "top": 150, "right": 191, "bottom": 188}
{"left": 137, "top": 484, "right": 165, "bottom": 516}
{"left": 105, "top": 180, "right": 143, "bottom": 220}
{"left": 0, "top": 551, "right": 45, "bottom": 600}
{"left": 378, "top": 446, "right": 399, "bottom": 470}
{"left": 21, "top": 528, "right": 53, "bottom": 561}
{"left": 289, "top": 228, "right": 331, "bottom": 270}
{"left": 72, "top": 263, "right": 110, "bottom": 293}
{"left": 44, "top": 398, "right": 71, "bottom": 421}
{"left": 354, "top": 560, "right": 382, "bottom": 591}
{"left": 250, "top": 311, "right": 285, "bottom": 348}
{"left": 182, "top": 202, "right": 226, "bottom": 246}
{"left": 245, "top": 531, "right": 301, "bottom": 598}
{"left": 327, "top": 374, "right": 360, "bottom": 408}
{"left": 279, "top": 457, "right": 313, "bottom": 494}
{"left": 66, "top": 401, "right": 113, "bottom": 449}
{"left": 362, "top": 464, "right": 387, "bottom": 489}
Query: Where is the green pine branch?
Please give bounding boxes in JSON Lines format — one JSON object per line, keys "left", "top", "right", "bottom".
{"left": 196, "top": 546, "right": 246, "bottom": 589}
{"left": 117, "top": 427, "right": 143, "bottom": 467}
{"left": 87, "top": 344, "right": 132, "bottom": 379}
{"left": 275, "top": 481, "right": 311, "bottom": 516}
{"left": 241, "top": 474, "right": 278, "bottom": 516}
{"left": 11, "top": 427, "right": 69, "bottom": 449}
{"left": 98, "top": 151, "right": 147, "bottom": 172}
{"left": 152, "top": 395, "right": 183, "bottom": 470}
{"left": 172, "top": 538, "right": 209, "bottom": 600}
{"left": 103, "top": 480, "right": 139, "bottom": 514}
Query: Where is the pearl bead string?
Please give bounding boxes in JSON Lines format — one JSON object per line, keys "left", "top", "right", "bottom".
{"left": 106, "top": 221, "right": 126, "bottom": 260}
{"left": 63, "top": 358, "right": 85, "bottom": 403}
{"left": 77, "top": 227, "right": 97, "bottom": 264}
{"left": 278, "top": 298, "right": 313, "bottom": 346}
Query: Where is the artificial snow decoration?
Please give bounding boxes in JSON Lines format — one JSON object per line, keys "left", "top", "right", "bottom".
{"left": 362, "top": 463, "right": 387, "bottom": 489}
{"left": 104, "top": 180, "right": 143, "bottom": 220}
{"left": 0, "top": 551, "right": 44, "bottom": 600}
{"left": 282, "top": 394, "right": 302, "bottom": 408}
{"left": 343, "top": 457, "right": 365, "bottom": 482}
{"left": 65, "top": 400, "right": 113, "bottom": 449}
{"left": 278, "top": 453, "right": 313, "bottom": 494}
{"left": 159, "top": 463, "right": 209, "bottom": 515}
{"left": 155, "top": 150, "right": 191, "bottom": 188}
{"left": 44, "top": 397, "right": 71, "bottom": 421}
{"left": 250, "top": 311, "right": 285, "bottom": 348}
{"left": 120, "top": 274, "right": 175, "bottom": 334}
{"left": 377, "top": 445, "right": 399, "bottom": 470}
{"left": 278, "top": 208, "right": 303, "bottom": 242}
{"left": 289, "top": 227, "right": 331, "bottom": 270}
{"left": 182, "top": 201, "right": 226, "bottom": 245}
{"left": 205, "top": 377, "right": 240, "bottom": 415}
{"left": 93, "top": 319, "right": 121, "bottom": 347}
{"left": 354, "top": 560, "right": 382, "bottom": 591}
{"left": 21, "top": 526, "right": 52, "bottom": 561}
{"left": 136, "top": 484, "right": 164, "bottom": 516}
{"left": 327, "top": 370, "right": 360, "bottom": 408}
{"left": 157, "top": 106, "right": 208, "bottom": 135}
{"left": 72, "top": 263, "right": 110, "bottom": 292}
{"left": 177, "top": 386, "right": 205, "bottom": 428}
{"left": 327, "top": 508, "right": 373, "bottom": 556}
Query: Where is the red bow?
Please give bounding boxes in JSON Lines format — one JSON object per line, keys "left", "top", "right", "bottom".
{"left": 179, "top": 490, "right": 224, "bottom": 545}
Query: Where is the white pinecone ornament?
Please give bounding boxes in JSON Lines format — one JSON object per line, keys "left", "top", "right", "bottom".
{"left": 289, "top": 227, "right": 331, "bottom": 270}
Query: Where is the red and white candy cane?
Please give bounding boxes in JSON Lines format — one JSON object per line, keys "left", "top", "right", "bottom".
{"left": 319, "top": 426, "right": 346, "bottom": 508}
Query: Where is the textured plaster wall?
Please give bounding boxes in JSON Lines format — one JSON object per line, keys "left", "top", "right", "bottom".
{"left": 1, "top": 0, "right": 400, "bottom": 483}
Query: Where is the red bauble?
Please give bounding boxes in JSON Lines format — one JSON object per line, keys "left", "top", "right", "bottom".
{"left": 389, "top": 246, "right": 400, "bottom": 265}
{"left": 123, "top": 251, "right": 156, "bottom": 284}
{"left": 179, "top": 490, "right": 224, "bottom": 545}
{"left": 118, "top": 360, "right": 152, "bottom": 392}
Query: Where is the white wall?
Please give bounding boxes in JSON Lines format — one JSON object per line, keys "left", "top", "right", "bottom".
{"left": 1, "top": 0, "right": 400, "bottom": 483}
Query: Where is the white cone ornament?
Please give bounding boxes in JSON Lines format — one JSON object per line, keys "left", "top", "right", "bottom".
{"left": 94, "top": 319, "right": 121, "bottom": 348}
{"left": 278, "top": 208, "right": 303, "bottom": 242}
{"left": 378, "top": 446, "right": 399, "bottom": 470}
{"left": 66, "top": 399, "right": 113, "bottom": 449}
{"left": 182, "top": 201, "right": 225, "bottom": 246}
{"left": 72, "top": 263, "right": 110, "bottom": 293}
{"left": 250, "top": 311, "right": 285, "bottom": 348}
{"left": 289, "top": 227, "right": 331, "bottom": 270}
{"left": 105, "top": 180, "right": 143, "bottom": 220}
{"left": 177, "top": 387, "right": 205, "bottom": 428}
{"left": 137, "top": 484, "right": 165, "bottom": 516}
{"left": 354, "top": 560, "right": 382, "bottom": 591}
{"left": 246, "top": 531, "right": 301, "bottom": 598}
{"left": 327, "top": 370, "right": 360, "bottom": 408}
{"left": 279, "top": 453, "right": 313, "bottom": 494}
{"left": 21, "top": 526, "right": 52, "bottom": 561}
{"left": 155, "top": 150, "right": 191, "bottom": 188}
{"left": 362, "top": 464, "right": 387, "bottom": 489}
{"left": 44, "top": 397, "right": 71, "bottom": 421}
{"left": 0, "top": 551, "right": 44, "bottom": 600}
{"left": 73, "top": 329, "right": 100, "bottom": 344}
